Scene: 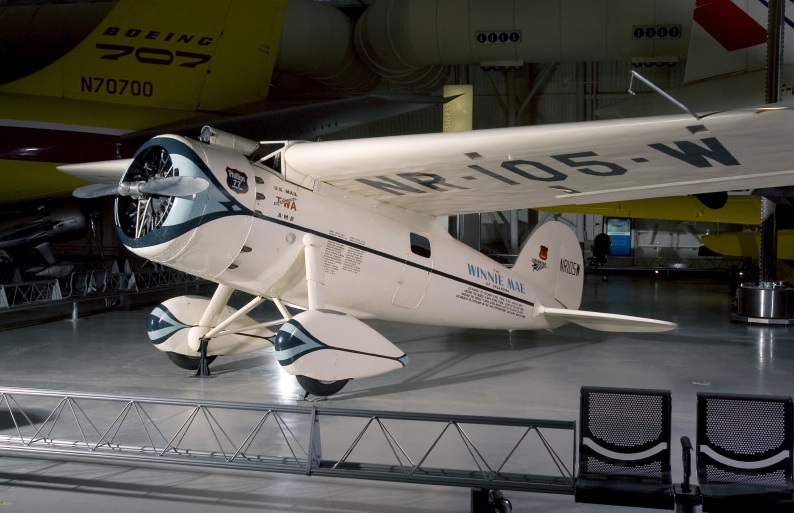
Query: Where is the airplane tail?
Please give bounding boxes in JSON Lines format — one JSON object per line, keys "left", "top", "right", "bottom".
{"left": 684, "top": 0, "right": 783, "bottom": 83}
{"left": 513, "top": 221, "right": 584, "bottom": 311}
{"left": 515, "top": 221, "right": 675, "bottom": 333}
{"left": 0, "top": 0, "right": 288, "bottom": 114}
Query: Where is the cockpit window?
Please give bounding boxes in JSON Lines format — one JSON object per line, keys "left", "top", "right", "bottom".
{"left": 410, "top": 233, "right": 431, "bottom": 258}
{"left": 252, "top": 142, "right": 286, "bottom": 175}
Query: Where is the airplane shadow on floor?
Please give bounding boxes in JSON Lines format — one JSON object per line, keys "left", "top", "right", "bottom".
{"left": 207, "top": 355, "right": 269, "bottom": 375}
{"left": 336, "top": 334, "right": 597, "bottom": 401}
{"left": 182, "top": 324, "right": 623, "bottom": 401}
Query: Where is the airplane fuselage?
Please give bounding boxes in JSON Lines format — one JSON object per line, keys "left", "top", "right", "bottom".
{"left": 122, "top": 135, "right": 575, "bottom": 332}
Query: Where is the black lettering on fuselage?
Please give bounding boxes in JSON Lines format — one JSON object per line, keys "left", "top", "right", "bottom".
{"left": 560, "top": 258, "right": 581, "bottom": 276}
{"left": 100, "top": 26, "right": 213, "bottom": 46}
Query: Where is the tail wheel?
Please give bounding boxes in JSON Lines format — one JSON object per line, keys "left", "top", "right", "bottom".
{"left": 296, "top": 376, "right": 349, "bottom": 397}
{"left": 166, "top": 352, "right": 217, "bottom": 370}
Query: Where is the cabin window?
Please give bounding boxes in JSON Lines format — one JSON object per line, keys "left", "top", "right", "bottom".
{"left": 410, "top": 233, "right": 431, "bottom": 258}
{"left": 252, "top": 142, "right": 287, "bottom": 176}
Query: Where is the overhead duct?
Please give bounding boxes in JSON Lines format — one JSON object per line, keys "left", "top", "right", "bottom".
{"left": 355, "top": 0, "right": 694, "bottom": 87}
{"left": 276, "top": 0, "right": 380, "bottom": 94}
{"left": 354, "top": 0, "right": 451, "bottom": 93}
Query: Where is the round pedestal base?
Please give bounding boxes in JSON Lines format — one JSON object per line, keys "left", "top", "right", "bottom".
{"left": 734, "top": 283, "right": 794, "bottom": 325}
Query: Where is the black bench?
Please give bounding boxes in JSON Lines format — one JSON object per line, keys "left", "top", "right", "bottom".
{"left": 695, "top": 392, "right": 794, "bottom": 512}
{"left": 575, "top": 386, "right": 675, "bottom": 509}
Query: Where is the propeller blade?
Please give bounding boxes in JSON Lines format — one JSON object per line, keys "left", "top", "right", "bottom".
{"left": 137, "top": 176, "right": 209, "bottom": 197}
{"left": 73, "top": 176, "right": 209, "bottom": 199}
{"left": 73, "top": 183, "right": 124, "bottom": 199}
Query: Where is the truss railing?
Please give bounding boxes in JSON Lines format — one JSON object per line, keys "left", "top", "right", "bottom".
{"left": 0, "top": 387, "right": 575, "bottom": 494}
{"left": 0, "top": 279, "right": 62, "bottom": 308}
{"left": 0, "top": 259, "right": 201, "bottom": 309}
{"left": 62, "top": 265, "right": 199, "bottom": 298}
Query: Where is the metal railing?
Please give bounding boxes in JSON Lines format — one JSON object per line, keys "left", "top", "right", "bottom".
{"left": 0, "top": 387, "right": 576, "bottom": 494}
{"left": 0, "top": 279, "right": 62, "bottom": 308}
{"left": 0, "top": 259, "right": 200, "bottom": 309}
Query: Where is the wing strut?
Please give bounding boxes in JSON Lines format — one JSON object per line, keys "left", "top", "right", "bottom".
{"left": 629, "top": 70, "right": 702, "bottom": 121}
{"left": 192, "top": 284, "right": 234, "bottom": 377}
{"left": 191, "top": 284, "right": 292, "bottom": 377}
{"left": 303, "top": 234, "right": 327, "bottom": 310}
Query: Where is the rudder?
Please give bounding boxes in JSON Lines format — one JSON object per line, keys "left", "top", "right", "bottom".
{"left": 513, "top": 221, "right": 584, "bottom": 310}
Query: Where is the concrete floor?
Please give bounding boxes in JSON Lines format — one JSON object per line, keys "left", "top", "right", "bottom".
{"left": 0, "top": 274, "right": 791, "bottom": 512}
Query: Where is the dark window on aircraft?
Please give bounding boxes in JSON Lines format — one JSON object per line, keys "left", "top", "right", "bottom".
{"left": 252, "top": 142, "right": 286, "bottom": 175}
{"left": 410, "top": 233, "right": 431, "bottom": 258}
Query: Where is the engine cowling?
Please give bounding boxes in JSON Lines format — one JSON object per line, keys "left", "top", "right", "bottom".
{"left": 115, "top": 135, "right": 257, "bottom": 280}
{"left": 274, "top": 309, "right": 408, "bottom": 381}
{"left": 148, "top": 295, "right": 273, "bottom": 357}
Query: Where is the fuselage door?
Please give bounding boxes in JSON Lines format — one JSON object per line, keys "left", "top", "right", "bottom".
{"left": 392, "top": 232, "right": 433, "bottom": 309}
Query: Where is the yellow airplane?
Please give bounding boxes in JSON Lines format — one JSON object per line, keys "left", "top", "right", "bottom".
{"left": 0, "top": 0, "right": 446, "bottom": 271}
{"left": 538, "top": 195, "right": 794, "bottom": 259}
{"left": 0, "top": 0, "right": 289, "bottom": 204}
{"left": 0, "top": 0, "right": 441, "bottom": 206}
{"left": 701, "top": 231, "right": 794, "bottom": 260}
{"left": 538, "top": 195, "right": 763, "bottom": 225}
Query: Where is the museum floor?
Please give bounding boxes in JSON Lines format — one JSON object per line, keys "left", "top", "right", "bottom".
{"left": 0, "top": 274, "right": 790, "bottom": 512}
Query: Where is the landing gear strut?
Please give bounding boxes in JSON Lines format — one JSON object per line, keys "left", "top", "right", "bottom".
{"left": 167, "top": 352, "right": 216, "bottom": 370}
{"left": 195, "top": 337, "right": 213, "bottom": 378}
{"left": 471, "top": 489, "right": 512, "bottom": 513}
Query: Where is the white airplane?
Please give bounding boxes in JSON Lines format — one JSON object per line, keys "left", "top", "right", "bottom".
{"left": 59, "top": 100, "right": 794, "bottom": 396}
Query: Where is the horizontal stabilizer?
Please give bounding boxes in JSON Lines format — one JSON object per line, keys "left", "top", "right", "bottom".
{"left": 540, "top": 306, "right": 676, "bottom": 333}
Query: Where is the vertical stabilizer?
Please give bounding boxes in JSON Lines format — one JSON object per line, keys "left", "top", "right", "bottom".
{"left": 684, "top": 0, "right": 786, "bottom": 83}
{"left": 0, "top": 0, "right": 288, "bottom": 113}
{"left": 513, "top": 221, "right": 583, "bottom": 310}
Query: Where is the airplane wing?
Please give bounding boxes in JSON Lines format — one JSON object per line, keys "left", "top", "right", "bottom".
{"left": 282, "top": 102, "right": 794, "bottom": 216}
{"left": 57, "top": 159, "right": 133, "bottom": 185}
{"left": 703, "top": 230, "right": 794, "bottom": 259}
{"left": 124, "top": 94, "right": 449, "bottom": 145}
{"left": 58, "top": 95, "right": 449, "bottom": 184}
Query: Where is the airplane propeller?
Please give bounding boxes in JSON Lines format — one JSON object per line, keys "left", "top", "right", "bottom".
{"left": 73, "top": 176, "right": 209, "bottom": 199}
{"left": 65, "top": 145, "right": 209, "bottom": 239}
